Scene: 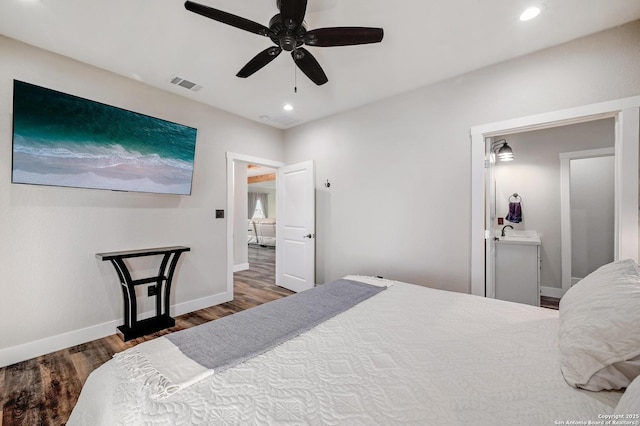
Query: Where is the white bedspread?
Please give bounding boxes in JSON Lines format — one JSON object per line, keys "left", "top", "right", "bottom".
{"left": 69, "top": 280, "right": 619, "bottom": 425}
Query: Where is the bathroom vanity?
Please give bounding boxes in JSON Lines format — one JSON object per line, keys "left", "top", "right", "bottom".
{"left": 495, "top": 231, "right": 541, "bottom": 306}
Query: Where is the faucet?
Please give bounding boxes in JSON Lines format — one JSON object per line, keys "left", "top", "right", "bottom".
{"left": 501, "top": 225, "right": 514, "bottom": 237}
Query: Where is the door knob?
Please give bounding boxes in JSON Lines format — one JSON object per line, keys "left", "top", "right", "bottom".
{"left": 303, "top": 233, "right": 315, "bottom": 239}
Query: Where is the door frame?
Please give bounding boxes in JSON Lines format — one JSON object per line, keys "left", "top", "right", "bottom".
{"left": 471, "top": 96, "right": 640, "bottom": 298}
{"left": 226, "top": 152, "right": 285, "bottom": 298}
{"left": 560, "top": 148, "right": 615, "bottom": 295}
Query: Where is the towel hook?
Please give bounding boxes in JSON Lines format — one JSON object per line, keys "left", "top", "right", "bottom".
{"left": 509, "top": 193, "right": 521, "bottom": 203}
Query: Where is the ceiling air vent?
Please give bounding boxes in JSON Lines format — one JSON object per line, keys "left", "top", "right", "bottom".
{"left": 265, "top": 114, "right": 301, "bottom": 127}
{"left": 169, "top": 75, "right": 203, "bottom": 92}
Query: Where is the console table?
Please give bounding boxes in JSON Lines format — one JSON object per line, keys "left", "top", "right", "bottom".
{"left": 96, "top": 246, "right": 190, "bottom": 341}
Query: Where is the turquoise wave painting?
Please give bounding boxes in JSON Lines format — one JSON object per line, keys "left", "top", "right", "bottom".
{"left": 12, "top": 80, "right": 197, "bottom": 195}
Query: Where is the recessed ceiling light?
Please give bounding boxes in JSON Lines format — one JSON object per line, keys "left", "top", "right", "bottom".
{"left": 520, "top": 6, "right": 541, "bottom": 21}
{"left": 283, "top": 104, "right": 294, "bottom": 111}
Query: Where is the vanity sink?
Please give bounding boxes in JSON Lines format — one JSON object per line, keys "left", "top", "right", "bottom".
{"left": 497, "top": 230, "right": 541, "bottom": 245}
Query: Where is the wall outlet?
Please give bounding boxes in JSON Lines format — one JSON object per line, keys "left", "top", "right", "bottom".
{"left": 148, "top": 285, "right": 157, "bottom": 297}
{"left": 498, "top": 217, "right": 504, "bottom": 225}
{"left": 215, "top": 209, "right": 224, "bottom": 219}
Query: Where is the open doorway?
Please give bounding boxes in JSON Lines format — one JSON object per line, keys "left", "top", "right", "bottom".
{"left": 470, "top": 97, "right": 640, "bottom": 301}
{"left": 487, "top": 119, "right": 615, "bottom": 308}
{"left": 241, "top": 164, "right": 278, "bottom": 286}
{"left": 231, "top": 160, "right": 279, "bottom": 291}
{"left": 226, "top": 153, "right": 284, "bottom": 300}
{"left": 226, "top": 153, "right": 317, "bottom": 299}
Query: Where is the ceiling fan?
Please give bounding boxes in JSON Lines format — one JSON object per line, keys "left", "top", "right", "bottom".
{"left": 184, "top": 0, "right": 384, "bottom": 85}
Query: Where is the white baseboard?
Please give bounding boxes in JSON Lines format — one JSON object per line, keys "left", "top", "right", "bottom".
{"left": 233, "top": 263, "right": 250, "bottom": 272}
{"left": 0, "top": 291, "right": 233, "bottom": 368}
{"left": 540, "top": 286, "right": 564, "bottom": 298}
{"left": 171, "top": 291, "right": 233, "bottom": 318}
{"left": 0, "top": 320, "right": 119, "bottom": 369}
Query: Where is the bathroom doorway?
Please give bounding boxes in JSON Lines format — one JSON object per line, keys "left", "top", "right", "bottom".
{"left": 471, "top": 97, "right": 640, "bottom": 302}
{"left": 488, "top": 119, "right": 615, "bottom": 304}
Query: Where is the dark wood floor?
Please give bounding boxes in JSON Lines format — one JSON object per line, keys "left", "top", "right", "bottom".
{"left": 540, "top": 295, "right": 560, "bottom": 310}
{"left": 0, "top": 245, "right": 285, "bottom": 426}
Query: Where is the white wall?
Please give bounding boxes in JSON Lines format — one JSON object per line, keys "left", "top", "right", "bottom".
{"left": 0, "top": 36, "right": 284, "bottom": 366}
{"left": 494, "top": 119, "right": 614, "bottom": 289}
{"left": 283, "top": 20, "right": 640, "bottom": 292}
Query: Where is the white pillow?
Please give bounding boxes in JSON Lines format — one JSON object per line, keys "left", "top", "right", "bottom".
{"left": 559, "top": 259, "right": 640, "bottom": 391}
{"left": 615, "top": 374, "right": 640, "bottom": 415}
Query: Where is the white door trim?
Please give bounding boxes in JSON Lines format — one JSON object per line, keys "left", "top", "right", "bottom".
{"left": 471, "top": 96, "right": 640, "bottom": 298}
{"left": 560, "top": 148, "right": 615, "bottom": 295}
{"left": 485, "top": 138, "right": 496, "bottom": 299}
{"left": 226, "top": 152, "right": 285, "bottom": 299}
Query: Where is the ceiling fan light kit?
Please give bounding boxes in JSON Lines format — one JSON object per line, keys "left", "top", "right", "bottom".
{"left": 184, "top": 0, "right": 384, "bottom": 85}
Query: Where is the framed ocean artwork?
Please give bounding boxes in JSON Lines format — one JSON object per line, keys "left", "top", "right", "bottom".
{"left": 11, "top": 80, "right": 198, "bottom": 195}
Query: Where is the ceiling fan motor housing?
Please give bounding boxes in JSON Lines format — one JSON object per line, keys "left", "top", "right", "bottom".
{"left": 269, "top": 14, "right": 305, "bottom": 51}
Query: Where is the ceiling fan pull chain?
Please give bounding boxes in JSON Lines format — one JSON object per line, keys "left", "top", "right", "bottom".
{"left": 294, "top": 48, "right": 298, "bottom": 93}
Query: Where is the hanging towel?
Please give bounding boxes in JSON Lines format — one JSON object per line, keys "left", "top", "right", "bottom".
{"left": 506, "top": 201, "right": 522, "bottom": 223}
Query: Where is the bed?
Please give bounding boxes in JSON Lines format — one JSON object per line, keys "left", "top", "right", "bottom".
{"left": 68, "top": 261, "right": 640, "bottom": 425}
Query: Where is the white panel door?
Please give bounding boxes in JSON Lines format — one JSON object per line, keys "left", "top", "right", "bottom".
{"left": 276, "top": 161, "right": 315, "bottom": 292}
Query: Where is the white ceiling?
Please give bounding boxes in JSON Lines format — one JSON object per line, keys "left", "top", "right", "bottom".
{"left": 2, "top": 0, "right": 640, "bottom": 129}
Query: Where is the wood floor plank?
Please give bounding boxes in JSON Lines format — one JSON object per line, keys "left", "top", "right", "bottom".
{"left": 40, "top": 351, "right": 83, "bottom": 425}
{"left": 540, "top": 296, "right": 560, "bottom": 310}
{"left": 2, "top": 358, "right": 45, "bottom": 426}
{"left": 68, "top": 339, "right": 116, "bottom": 386}
{"left": 0, "top": 246, "right": 287, "bottom": 426}
{"left": 0, "top": 366, "right": 5, "bottom": 425}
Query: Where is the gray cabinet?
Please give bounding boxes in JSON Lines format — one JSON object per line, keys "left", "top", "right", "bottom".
{"left": 495, "top": 238, "right": 541, "bottom": 306}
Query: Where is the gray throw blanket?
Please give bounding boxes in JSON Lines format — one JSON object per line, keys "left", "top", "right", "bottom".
{"left": 166, "top": 279, "right": 385, "bottom": 372}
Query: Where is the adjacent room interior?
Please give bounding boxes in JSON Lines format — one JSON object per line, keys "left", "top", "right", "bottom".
{"left": 235, "top": 163, "right": 278, "bottom": 288}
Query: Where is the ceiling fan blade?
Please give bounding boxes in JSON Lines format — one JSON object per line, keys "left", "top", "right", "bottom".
{"left": 291, "top": 48, "right": 328, "bottom": 85}
{"left": 304, "top": 27, "right": 384, "bottom": 47}
{"left": 185, "top": 1, "right": 273, "bottom": 37}
{"left": 278, "top": 0, "right": 307, "bottom": 30}
{"left": 237, "top": 47, "right": 283, "bottom": 78}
